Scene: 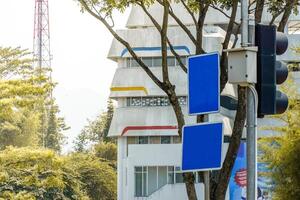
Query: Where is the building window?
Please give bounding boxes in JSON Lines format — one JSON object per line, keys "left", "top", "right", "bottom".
{"left": 126, "top": 56, "right": 187, "bottom": 68}
{"left": 135, "top": 167, "right": 147, "bottom": 197}
{"left": 172, "top": 136, "right": 181, "bottom": 144}
{"left": 175, "top": 167, "right": 184, "bottom": 183}
{"left": 152, "top": 57, "right": 162, "bottom": 67}
{"left": 135, "top": 166, "right": 183, "bottom": 197}
{"left": 168, "top": 166, "right": 175, "bottom": 184}
{"left": 150, "top": 136, "right": 161, "bottom": 144}
{"left": 138, "top": 136, "right": 149, "bottom": 144}
{"left": 126, "top": 96, "right": 187, "bottom": 107}
{"left": 161, "top": 136, "right": 171, "bottom": 144}
{"left": 167, "top": 57, "right": 176, "bottom": 67}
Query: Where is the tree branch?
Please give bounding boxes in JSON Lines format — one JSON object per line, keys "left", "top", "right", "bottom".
{"left": 138, "top": 2, "right": 187, "bottom": 73}
{"left": 212, "top": 86, "right": 247, "bottom": 199}
{"left": 220, "top": 0, "right": 239, "bottom": 92}
{"left": 180, "top": 0, "right": 198, "bottom": 27}
{"left": 195, "top": 2, "right": 209, "bottom": 54}
{"left": 210, "top": 5, "right": 239, "bottom": 25}
{"left": 255, "top": 0, "right": 265, "bottom": 23}
{"left": 157, "top": 0, "right": 198, "bottom": 46}
{"left": 79, "top": 0, "right": 164, "bottom": 89}
{"left": 161, "top": 0, "right": 169, "bottom": 83}
{"left": 278, "top": 0, "right": 297, "bottom": 32}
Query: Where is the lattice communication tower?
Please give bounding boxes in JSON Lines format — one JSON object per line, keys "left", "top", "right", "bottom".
{"left": 33, "top": 0, "right": 52, "bottom": 73}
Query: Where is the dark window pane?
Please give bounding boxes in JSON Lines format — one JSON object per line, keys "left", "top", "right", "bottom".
{"left": 142, "top": 57, "right": 152, "bottom": 67}
{"left": 172, "top": 136, "right": 181, "bottom": 144}
{"left": 177, "top": 56, "right": 187, "bottom": 66}
{"left": 167, "top": 166, "right": 174, "bottom": 184}
{"left": 161, "top": 136, "right": 171, "bottom": 144}
{"left": 131, "top": 58, "right": 139, "bottom": 67}
{"left": 175, "top": 173, "right": 184, "bottom": 183}
{"left": 168, "top": 172, "right": 174, "bottom": 184}
{"left": 153, "top": 57, "right": 162, "bottom": 67}
{"left": 168, "top": 166, "right": 174, "bottom": 172}
{"left": 126, "top": 58, "right": 131, "bottom": 67}
{"left": 143, "top": 172, "right": 147, "bottom": 196}
{"left": 167, "top": 57, "right": 175, "bottom": 67}
{"left": 158, "top": 166, "right": 167, "bottom": 188}
{"left": 148, "top": 167, "right": 157, "bottom": 195}
{"left": 126, "top": 98, "right": 131, "bottom": 107}
{"left": 135, "top": 167, "right": 142, "bottom": 172}
{"left": 138, "top": 136, "right": 149, "bottom": 144}
{"left": 135, "top": 173, "right": 143, "bottom": 197}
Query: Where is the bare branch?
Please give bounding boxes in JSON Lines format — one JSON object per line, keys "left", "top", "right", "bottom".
{"left": 232, "top": 23, "right": 241, "bottom": 48}
{"left": 278, "top": 0, "right": 298, "bottom": 32}
{"left": 138, "top": 2, "right": 187, "bottom": 73}
{"left": 161, "top": 0, "right": 169, "bottom": 83}
{"left": 220, "top": 0, "right": 239, "bottom": 92}
{"left": 180, "top": 0, "right": 198, "bottom": 27}
{"left": 157, "top": 0, "right": 197, "bottom": 46}
{"left": 210, "top": 5, "right": 239, "bottom": 25}
{"left": 195, "top": 2, "right": 209, "bottom": 54}
{"left": 79, "top": 0, "right": 164, "bottom": 89}
{"left": 213, "top": 86, "right": 247, "bottom": 199}
{"left": 255, "top": 0, "right": 265, "bottom": 23}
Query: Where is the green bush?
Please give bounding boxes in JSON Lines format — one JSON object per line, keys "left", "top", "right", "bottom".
{"left": 0, "top": 147, "right": 89, "bottom": 200}
{"left": 66, "top": 153, "right": 117, "bottom": 200}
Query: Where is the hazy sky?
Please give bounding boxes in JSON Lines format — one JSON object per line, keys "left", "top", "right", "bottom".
{"left": 0, "top": 0, "right": 128, "bottom": 152}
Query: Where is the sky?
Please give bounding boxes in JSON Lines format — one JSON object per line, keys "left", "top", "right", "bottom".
{"left": 0, "top": 0, "right": 129, "bottom": 152}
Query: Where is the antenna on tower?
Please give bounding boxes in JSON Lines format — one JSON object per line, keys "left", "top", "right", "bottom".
{"left": 33, "top": 0, "right": 52, "bottom": 75}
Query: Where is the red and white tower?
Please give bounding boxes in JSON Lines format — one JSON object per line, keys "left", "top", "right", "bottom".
{"left": 33, "top": 0, "right": 52, "bottom": 73}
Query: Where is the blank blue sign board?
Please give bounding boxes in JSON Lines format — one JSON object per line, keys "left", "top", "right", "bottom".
{"left": 181, "top": 122, "right": 223, "bottom": 171}
{"left": 188, "top": 53, "right": 220, "bottom": 115}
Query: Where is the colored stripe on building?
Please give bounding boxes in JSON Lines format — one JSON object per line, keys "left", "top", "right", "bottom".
{"left": 121, "top": 46, "right": 191, "bottom": 57}
{"left": 110, "top": 86, "right": 148, "bottom": 95}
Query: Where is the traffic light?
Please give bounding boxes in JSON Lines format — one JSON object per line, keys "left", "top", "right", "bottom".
{"left": 255, "top": 24, "right": 289, "bottom": 118}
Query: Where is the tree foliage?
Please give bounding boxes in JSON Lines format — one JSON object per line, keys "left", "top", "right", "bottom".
{"left": 0, "top": 147, "right": 117, "bottom": 200}
{"left": 0, "top": 147, "right": 89, "bottom": 200}
{"left": 94, "top": 142, "right": 117, "bottom": 169}
{"left": 0, "top": 46, "right": 68, "bottom": 151}
{"left": 259, "top": 73, "right": 300, "bottom": 199}
{"left": 66, "top": 152, "right": 117, "bottom": 200}
{"left": 74, "top": 99, "right": 114, "bottom": 152}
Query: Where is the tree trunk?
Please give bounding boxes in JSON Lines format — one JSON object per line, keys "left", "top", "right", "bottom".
{"left": 211, "top": 86, "right": 247, "bottom": 200}
{"left": 278, "top": 0, "right": 296, "bottom": 32}
{"left": 255, "top": 0, "right": 265, "bottom": 23}
{"left": 184, "top": 172, "right": 198, "bottom": 200}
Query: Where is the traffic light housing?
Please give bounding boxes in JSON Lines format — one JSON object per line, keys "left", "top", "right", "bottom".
{"left": 255, "top": 24, "right": 289, "bottom": 118}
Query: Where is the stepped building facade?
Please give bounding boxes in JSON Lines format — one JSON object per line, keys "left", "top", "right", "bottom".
{"left": 107, "top": 3, "right": 300, "bottom": 200}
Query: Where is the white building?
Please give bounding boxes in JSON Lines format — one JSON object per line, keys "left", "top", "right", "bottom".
{"left": 107, "top": 3, "right": 300, "bottom": 200}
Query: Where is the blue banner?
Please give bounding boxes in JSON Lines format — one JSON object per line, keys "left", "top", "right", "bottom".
{"left": 229, "top": 142, "right": 273, "bottom": 200}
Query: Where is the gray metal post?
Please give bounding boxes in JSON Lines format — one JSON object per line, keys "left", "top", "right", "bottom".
{"left": 247, "top": 86, "right": 257, "bottom": 200}
{"left": 241, "top": 0, "right": 249, "bottom": 47}
{"left": 241, "top": 0, "right": 257, "bottom": 199}
{"left": 204, "top": 171, "right": 210, "bottom": 200}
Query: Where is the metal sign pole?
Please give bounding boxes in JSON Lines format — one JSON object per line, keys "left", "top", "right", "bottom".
{"left": 241, "top": 0, "right": 258, "bottom": 199}
{"left": 204, "top": 171, "right": 210, "bottom": 200}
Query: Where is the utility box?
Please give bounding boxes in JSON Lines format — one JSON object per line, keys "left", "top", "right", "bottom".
{"left": 225, "top": 47, "right": 258, "bottom": 86}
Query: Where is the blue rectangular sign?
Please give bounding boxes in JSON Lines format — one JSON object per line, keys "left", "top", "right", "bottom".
{"left": 188, "top": 52, "right": 220, "bottom": 115}
{"left": 181, "top": 122, "right": 223, "bottom": 171}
